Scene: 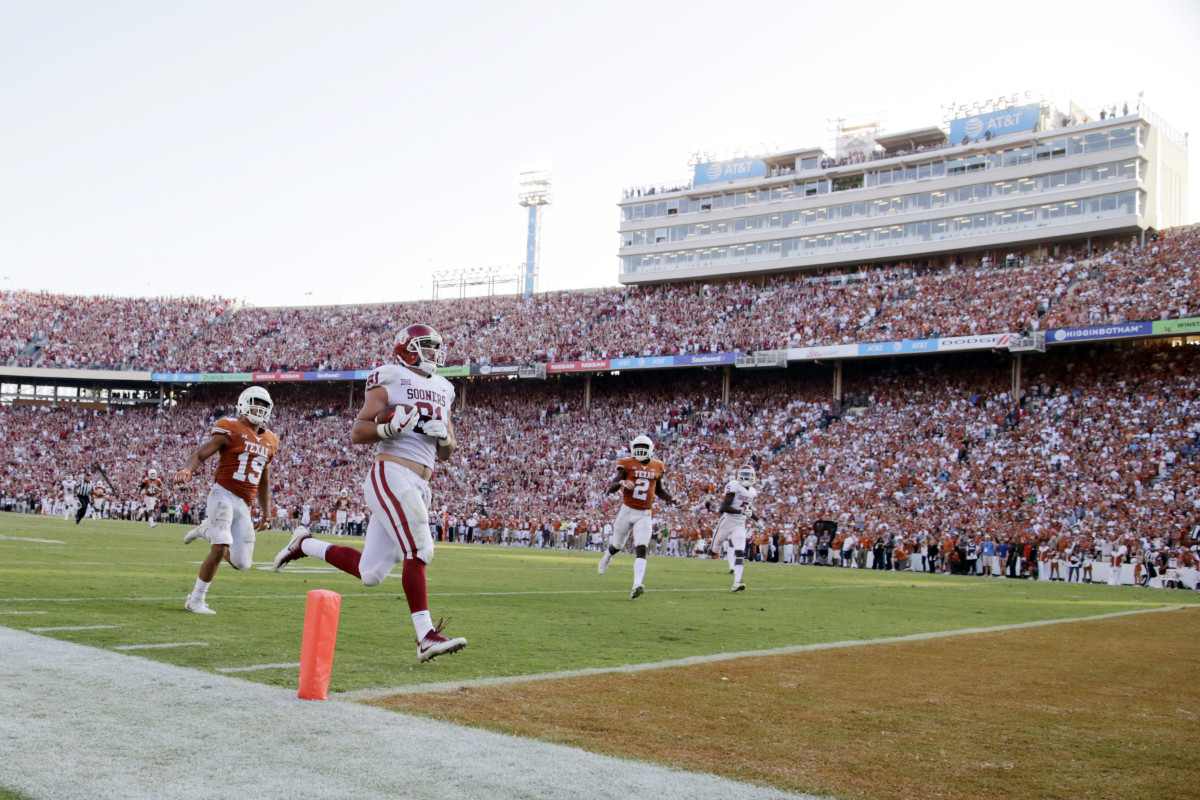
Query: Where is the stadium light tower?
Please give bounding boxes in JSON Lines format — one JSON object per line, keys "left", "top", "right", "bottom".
{"left": 517, "top": 171, "right": 552, "bottom": 299}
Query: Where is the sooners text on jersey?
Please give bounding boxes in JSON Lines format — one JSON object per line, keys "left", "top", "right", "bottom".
{"left": 211, "top": 417, "right": 280, "bottom": 504}
{"left": 617, "top": 456, "right": 665, "bottom": 511}
{"left": 366, "top": 364, "right": 455, "bottom": 469}
{"left": 723, "top": 479, "right": 757, "bottom": 515}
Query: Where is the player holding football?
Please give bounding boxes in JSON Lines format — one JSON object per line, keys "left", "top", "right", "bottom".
{"left": 597, "top": 435, "right": 680, "bottom": 599}
{"left": 140, "top": 469, "right": 164, "bottom": 528}
{"left": 710, "top": 465, "right": 760, "bottom": 592}
{"left": 272, "top": 323, "right": 466, "bottom": 663}
{"left": 176, "top": 386, "right": 279, "bottom": 614}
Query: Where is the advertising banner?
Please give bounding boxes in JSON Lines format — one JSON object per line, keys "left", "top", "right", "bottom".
{"left": 692, "top": 158, "right": 767, "bottom": 186}
{"left": 856, "top": 338, "right": 939, "bottom": 357}
{"left": 1048, "top": 322, "right": 1152, "bottom": 344}
{"left": 200, "top": 372, "right": 253, "bottom": 383}
{"left": 786, "top": 344, "right": 858, "bottom": 361}
{"left": 303, "top": 370, "right": 358, "bottom": 381}
{"left": 437, "top": 365, "right": 471, "bottom": 377}
{"left": 151, "top": 372, "right": 201, "bottom": 383}
{"left": 1151, "top": 317, "right": 1200, "bottom": 336}
{"left": 546, "top": 359, "right": 612, "bottom": 373}
{"left": 674, "top": 352, "right": 736, "bottom": 366}
{"left": 949, "top": 103, "right": 1040, "bottom": 143}
{"left": 252, "top": 372, "right": 304, "bottom": 382}
{"left": 609, "top": 356, "right": 676, "bottom": 370}
{"left": 471, "top": 363, "right": 522, "bottom": 376}
{"left": 936, "top": 333, "right": 1013, "bottom": 352}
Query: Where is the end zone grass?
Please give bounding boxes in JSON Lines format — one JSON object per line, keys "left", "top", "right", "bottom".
{"left": 377, "top": 608, "right": 1200, "bottom": 800}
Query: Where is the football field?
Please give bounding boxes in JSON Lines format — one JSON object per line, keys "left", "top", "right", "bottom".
{"left": 1, "top": 514, "right": 1197, "bottom": 800}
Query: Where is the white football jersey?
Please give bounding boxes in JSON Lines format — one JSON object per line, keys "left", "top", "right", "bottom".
{"left": 366, "top": 363, "right": 456, "bottom": 470}
{"left": 723, "top": 479, "right": 757, "bottom": 515}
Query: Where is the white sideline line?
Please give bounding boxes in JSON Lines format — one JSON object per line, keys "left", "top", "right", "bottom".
{"left": 0, "top": 534, "right": 66, "bottom": 544}
{"left": 114, "top": 642, "right": 209, "bottom": 651}
{"left": 28, "top": 624, "right": 119, "bottom": 632}
{"left": 0, "top": 626, "right": 812, "bottom": 800}
{"left": 338, "top": 605, "right": 1192, "bottom": 700}
{"left": 0, "top": 610, "right": 48, "bottom": 615}
{"left": 217, "top": 662, "right": 301, "bottom": 673}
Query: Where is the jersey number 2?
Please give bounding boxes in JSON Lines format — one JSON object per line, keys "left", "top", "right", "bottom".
{"left": 232, "top": 453, "right": 267, "bottom": 486}
{"left": 632, "top": 477, "right": 651, "bottom": 501}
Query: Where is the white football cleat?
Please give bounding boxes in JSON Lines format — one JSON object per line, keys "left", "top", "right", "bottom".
{"left": 417, "top": 619, "right": 466, "bottom": 663}
{"left": 149, "top": 520, "right": 157, "bottom": 528}
{"left": 273, "top": 528, "right": 313, "bottom": 572}
{"left": 185, "top": 596, "right": 216, "bottom": 614}
{"left": 182, "top": 523, "right": 208, "bottom": 545}
{"left": 597, "top": 551, "right": 612, "bottom": 575}
{"left": 731, "top": 582, "right": 746, "bottom": 593}
{"left": 630, "top": 584, "right": 644, "bottom": 599}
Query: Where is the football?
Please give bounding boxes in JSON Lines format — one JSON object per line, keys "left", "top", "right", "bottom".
{"left": 375, "top": 403, "right": 417, "bottom": 424}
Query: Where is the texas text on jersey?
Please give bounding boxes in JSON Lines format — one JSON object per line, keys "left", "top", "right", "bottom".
{"left": 616, "top": 456, "right": 666, "bottom": 511}
{"left": 211, "top": 417, "right": 280, "bottom": 504}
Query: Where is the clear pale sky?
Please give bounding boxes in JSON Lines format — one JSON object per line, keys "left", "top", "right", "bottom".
{"left": 3, "top": 0, "right": 1198, "bottom": 307}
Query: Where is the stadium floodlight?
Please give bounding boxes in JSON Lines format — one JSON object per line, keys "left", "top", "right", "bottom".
{"left": 517, "top": 171, "right": 552, "bottom": 299}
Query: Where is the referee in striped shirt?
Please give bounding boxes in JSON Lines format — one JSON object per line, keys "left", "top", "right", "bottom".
{"left": 74, "top": 477, "right": 94, "bottom": 524}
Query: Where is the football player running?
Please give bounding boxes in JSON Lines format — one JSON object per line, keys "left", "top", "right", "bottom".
{"left": 176, "top": 386, "right": 279, "bottom": 614}
{"left": 333, "top": 488, "right": 351, "bottom": 535}
{"left": 272, "top": 324, "right": 466, "bottom": 663}
{"left": 140, "top": 469, "right": 164, "bottom": 528}
{"left": 597, "top": 435, "right": 680, "bottom": 599}
{"left": 710, "top": 465, "right": 760, "bottom": 592}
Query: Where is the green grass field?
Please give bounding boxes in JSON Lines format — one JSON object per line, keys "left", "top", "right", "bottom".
{"left": 3, "top": 513, "right": 1196, "bottom": 697}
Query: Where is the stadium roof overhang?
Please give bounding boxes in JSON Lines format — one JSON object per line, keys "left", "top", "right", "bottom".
{"left": 875, "top": 127, "right": 947, "bottom": 153}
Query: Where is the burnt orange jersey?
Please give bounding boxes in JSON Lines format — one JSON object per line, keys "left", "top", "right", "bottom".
{"left": 211, "top": 417, "right": 279, "bottom": 505}
{"left": 93, "top": 485, "right": 107, "bottom": 501}
{"left": 617, "top": 456, "right": 666, "bottom": 511}
{"left": 142, "top": 478, "right": 163, "bottom": 497}
{"left": 335, "top": 498, "right": 350, "bottom": 512}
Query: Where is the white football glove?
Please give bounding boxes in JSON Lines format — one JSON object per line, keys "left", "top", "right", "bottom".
{"left": 422, "top": 419, "right": 451, "bottom": 444}
{"left": 378, "top": 406, "right": 420, "bottom": 440}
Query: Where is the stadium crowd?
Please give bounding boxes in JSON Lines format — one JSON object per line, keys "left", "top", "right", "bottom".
{"left": 3, "top": 340, "right": 1198, "bottom": 588}
{"left": 4, "top": 227, "right": 1199, "bottom": 372}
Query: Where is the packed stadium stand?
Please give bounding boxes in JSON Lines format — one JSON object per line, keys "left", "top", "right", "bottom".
{"left": 3, "top": 226, "right": 1198, "bottom": 371}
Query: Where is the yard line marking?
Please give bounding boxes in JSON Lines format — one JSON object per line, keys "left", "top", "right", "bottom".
{"left": 339, "top": 605, "right": 1194, "bottom": 700}
{"left": 0, "top": 610, "right": 48, "bottom": 615}
{"left": 0, "top": 626, "right": 811, "bottom": 800}
{"left": 217, "top": 662, "right": 301, "bottom": 673}
{"left": 28, "top": 624, "right": 119, "bottom": 632}
{"left": 114, "top": 642, "right": 209, "bottom": 651}
{"left": 0, "top": 534, "right": 66, "bottom": 544}
{"left": 0, "top": 585, "right": 898, "bottom": 603}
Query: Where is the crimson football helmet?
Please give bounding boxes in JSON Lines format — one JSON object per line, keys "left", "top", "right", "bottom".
{"left": 394, "top": 323, "right": 446, "bottom": 375}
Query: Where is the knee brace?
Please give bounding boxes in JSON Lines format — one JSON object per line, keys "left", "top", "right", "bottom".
{"left": 634, "top": 545, "right": 647, "bottom": 559}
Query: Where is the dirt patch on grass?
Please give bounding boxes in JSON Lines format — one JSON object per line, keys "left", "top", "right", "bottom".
{"left": 369, "top": 607, "right": 1200, "bottom": 800}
